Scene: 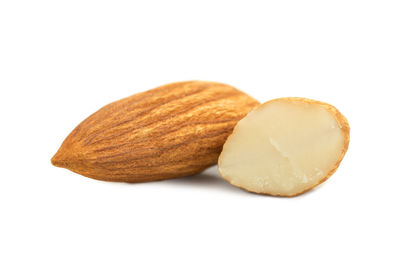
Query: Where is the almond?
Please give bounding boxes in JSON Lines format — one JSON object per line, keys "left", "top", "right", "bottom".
{"left": 218, "top": 97, "right": 350, "bottom": 196}
{"left": 51, "top": 81, "right": 260, "bottom": 182}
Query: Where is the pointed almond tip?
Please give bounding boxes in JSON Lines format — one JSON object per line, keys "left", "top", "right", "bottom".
{"left": 51, "top": 153, "right": 62, "bottom": 168}
{"left": 51, "top": 149, "right": 69, "bottom": 168}
{"left": 51, "top": 143, "right": 84, "bottom": 171}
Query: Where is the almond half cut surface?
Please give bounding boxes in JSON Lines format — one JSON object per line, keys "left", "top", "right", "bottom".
{"left": 218, "top": 97, "right": 350, "bottom": 197}
{"left": 51, "top": 81, "right": 259, "bottom": 182}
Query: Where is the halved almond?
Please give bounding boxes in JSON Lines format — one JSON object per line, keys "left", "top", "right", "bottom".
{"left": 218, "top": 97, "right": 350, "bottom": 196}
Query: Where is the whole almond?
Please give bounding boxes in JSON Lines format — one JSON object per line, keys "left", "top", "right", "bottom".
{"left": 51, "top": 81, "right": 260, "bottom": 182}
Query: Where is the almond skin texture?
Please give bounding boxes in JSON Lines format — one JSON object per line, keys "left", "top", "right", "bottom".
{"left": 51, "top": 81, "right": 260, "bottom": 182}
{"left": 218, "top": 97, "right": 350, "bottom": 197}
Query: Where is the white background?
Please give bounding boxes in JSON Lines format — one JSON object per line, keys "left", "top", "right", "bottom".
{"left": 1, "top": 0, "right": 399, "bottom": 266}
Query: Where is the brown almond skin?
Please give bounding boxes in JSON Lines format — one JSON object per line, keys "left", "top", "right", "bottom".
{"left": 51, "top": 81, "right": 260, "bottom": 182}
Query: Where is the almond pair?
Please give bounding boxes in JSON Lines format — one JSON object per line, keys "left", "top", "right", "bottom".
{"left": 52, "top": 81, "right": 350, "bottom": 196}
